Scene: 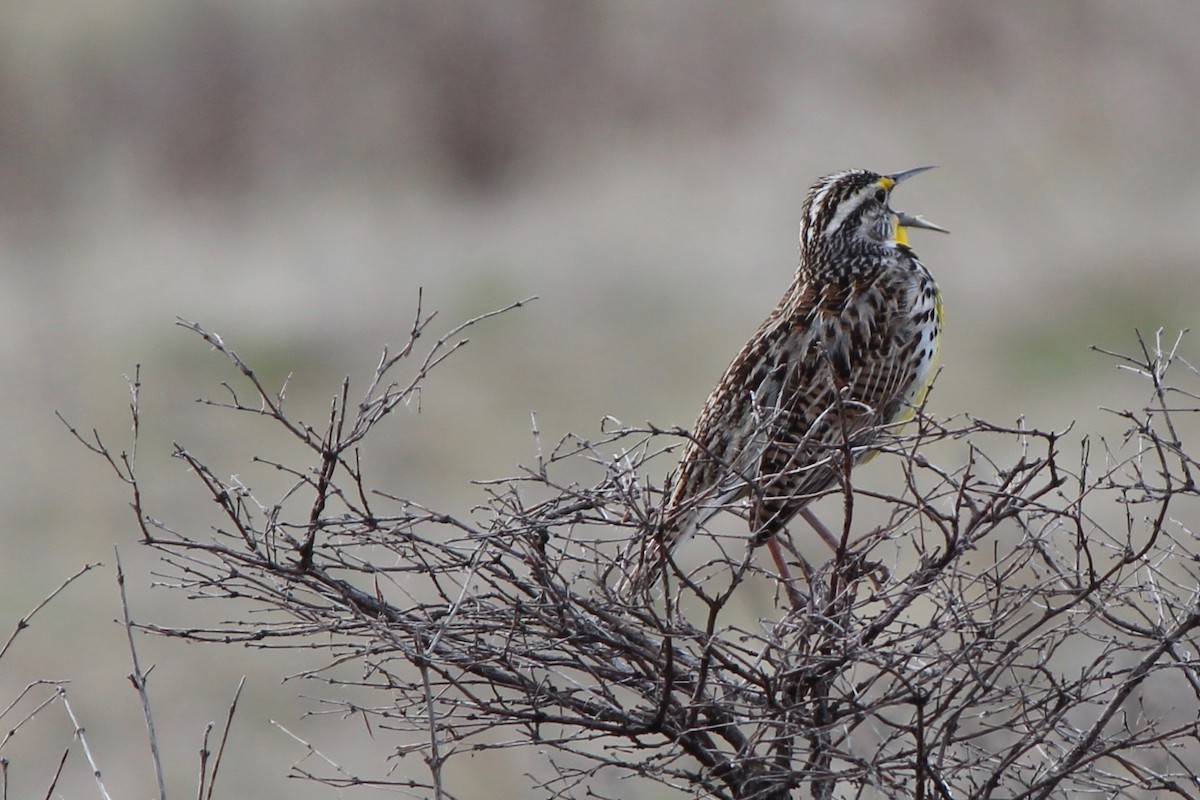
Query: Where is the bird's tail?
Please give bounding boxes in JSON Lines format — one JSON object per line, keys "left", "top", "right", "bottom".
{"left": 613, "top": 524, "right": 671, "bottom": 599}
{"left": 613, "top": 507, "right": 700, "bottom": 599}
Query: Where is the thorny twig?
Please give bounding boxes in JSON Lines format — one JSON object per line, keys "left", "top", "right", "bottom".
{"left": 115, "top": 547, "right": 168, "bottom": 800}
{"left": 68, "top": 305, "right": 1200, "bottom": 799}
{"left": 59, "top": 689, "right": 113, "bottom": 800}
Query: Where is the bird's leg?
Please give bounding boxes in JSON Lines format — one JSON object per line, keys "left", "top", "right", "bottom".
{"left": 799, "top": 507, "right": 885, "bottom": 592}
{"left": 799, "top": 507, "right": 842, "bottom": 552}
{"left": 764, "top": 535, "right": 810, "bottom": 610}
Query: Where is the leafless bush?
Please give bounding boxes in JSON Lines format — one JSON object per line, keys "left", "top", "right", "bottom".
{"left": 0, "top": 546, "right": 243, "bottom": 799}
{"left": 0, "top": 564, "right": 102, "bottom": 797}
{"left": 69, "top": 296, "right": 1200, "bottom": 800}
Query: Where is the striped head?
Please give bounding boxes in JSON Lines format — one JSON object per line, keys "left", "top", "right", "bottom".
{"left": 799, "top": 167, "right": 947, "bottom": 265}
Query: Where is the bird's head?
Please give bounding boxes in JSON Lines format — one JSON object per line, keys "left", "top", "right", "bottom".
{"left": 799, "top": 166, "right": 947, "bottom": 257}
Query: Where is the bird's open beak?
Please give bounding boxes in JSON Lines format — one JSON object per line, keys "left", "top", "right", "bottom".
{"left": 895, "top": 211, "right": 949, "bottom": 234}
{"left": 887, "top": 166, "right": 949, "bottom": 238}
{"left": 888, "top": 165, "right": 939, "bottom": 185}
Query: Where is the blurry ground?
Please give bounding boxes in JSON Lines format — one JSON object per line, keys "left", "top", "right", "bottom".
{"left": 3, "top": 3, "right": 1200, "bottom": 798}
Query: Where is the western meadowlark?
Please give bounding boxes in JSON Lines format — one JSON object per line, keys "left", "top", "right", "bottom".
{"left": 618, "top": 166, "right": 946, "bottom": 596}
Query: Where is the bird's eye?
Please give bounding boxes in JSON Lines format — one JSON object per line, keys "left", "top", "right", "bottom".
{"left": 874, "top": 189, "right": 887, "bottom": 204}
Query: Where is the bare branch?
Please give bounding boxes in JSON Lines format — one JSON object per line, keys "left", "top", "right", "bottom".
{"left": 115, "top": 547, "right": 168, "bottom": 800}
{"left": 0, "top": 563, "right": 101, "bottom": 662}
{"left": 59, "top": 688, "right": 113, "bottom": 800}
{"left": 71, "top": 307, "right": 1200, "bottom": 799}
{"left": 202, "top": 677, "right": 245, "bottom": 800}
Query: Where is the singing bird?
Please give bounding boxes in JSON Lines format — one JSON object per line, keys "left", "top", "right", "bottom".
{"left": 619, "top": 167, "right": 946, "bottom": 595}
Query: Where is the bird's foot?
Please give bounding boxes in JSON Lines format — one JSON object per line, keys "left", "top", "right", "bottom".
{"left": 837, "top": 551, "right": 889, "bottom": 592}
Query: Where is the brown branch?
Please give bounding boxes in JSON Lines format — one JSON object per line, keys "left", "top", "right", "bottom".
{"left": 65, "top": 311, "right": 1200, "bottom": 800}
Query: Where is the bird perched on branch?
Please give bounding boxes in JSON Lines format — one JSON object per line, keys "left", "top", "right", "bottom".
{"left": 618, "top": 166, "right": 947, "bottom": 596}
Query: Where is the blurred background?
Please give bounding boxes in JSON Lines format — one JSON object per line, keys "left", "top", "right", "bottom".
{"left": 3, "top": 2, "right": 1200, "bottom": 797}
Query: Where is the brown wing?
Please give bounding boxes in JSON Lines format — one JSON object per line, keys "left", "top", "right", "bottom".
{"left": 666, "top": 271, "right": 922, "bottom": 544}
{"left": 749, "top": 274, "right": 924, "bottom": 534}
{"left": 617, "top": 272, "right": 923, "bottom": 595}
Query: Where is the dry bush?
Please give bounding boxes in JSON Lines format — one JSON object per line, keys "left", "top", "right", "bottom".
{"left": 63, "top": 297, "right": 1200, "bottom": 799}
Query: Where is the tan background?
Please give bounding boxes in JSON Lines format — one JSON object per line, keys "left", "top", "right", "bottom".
{"left": 3, "top": 3, "right": 1199, "bottom": 797}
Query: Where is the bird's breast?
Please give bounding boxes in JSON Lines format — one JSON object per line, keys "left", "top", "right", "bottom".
{"left": 901, "top": 264, "right": 941, "bottom": 410}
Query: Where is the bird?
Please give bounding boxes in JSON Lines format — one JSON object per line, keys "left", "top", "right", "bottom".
{"left": 618, "top": 166, "right": 946, "bottom": 597}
